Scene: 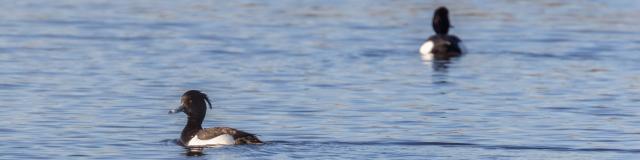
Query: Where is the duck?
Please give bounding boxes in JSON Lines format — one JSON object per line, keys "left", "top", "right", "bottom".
{"left": 169, "top": 90, "right": 262, "bottom": 146}
{"left": 420, "top": 6, "right": 465, "bottom": 61}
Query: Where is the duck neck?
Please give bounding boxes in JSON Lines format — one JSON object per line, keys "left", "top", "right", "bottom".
{"left": 181, "top": 116, "right": 204, "bottom": 144}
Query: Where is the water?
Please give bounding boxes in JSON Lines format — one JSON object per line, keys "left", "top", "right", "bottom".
{"left": 1, "top": 0, "right": 639, "bottom": 159}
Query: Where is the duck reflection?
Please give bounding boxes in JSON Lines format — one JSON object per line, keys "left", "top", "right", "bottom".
{"left": 430, "top": 60, "right": 451, "bottom": 72}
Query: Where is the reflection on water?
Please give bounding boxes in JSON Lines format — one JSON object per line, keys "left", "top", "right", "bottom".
{"left": 1, "top": 0, "right": 640, "bottom": 159}
{"left": 430, "top": 60, "right": 453, "bottom": 72}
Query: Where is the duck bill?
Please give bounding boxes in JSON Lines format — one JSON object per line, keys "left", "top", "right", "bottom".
{"left": 168, "top": 105, "right": 185, "bottom": 114}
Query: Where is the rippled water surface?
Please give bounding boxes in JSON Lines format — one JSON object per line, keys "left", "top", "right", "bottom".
{"left": 1, "top": 0, "right": 640, "bottom": 159}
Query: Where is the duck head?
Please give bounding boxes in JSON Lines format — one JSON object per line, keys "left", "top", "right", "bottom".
{"left": 169, "top": 90, "right": 212, "bottom": 120}
{"left": 432, "top": 6, "right": 452, "bottom": 35}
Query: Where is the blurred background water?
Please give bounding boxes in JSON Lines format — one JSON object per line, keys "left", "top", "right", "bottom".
{"left": 0, "top": 0, "right": 639, "bottom": 159}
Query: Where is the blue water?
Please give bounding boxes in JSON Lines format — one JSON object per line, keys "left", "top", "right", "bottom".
{"left": 1, "top": 0, "right": 639, "bottom": 159}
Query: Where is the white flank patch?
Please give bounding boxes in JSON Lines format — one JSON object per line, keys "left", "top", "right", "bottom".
{"left": 419, "top": 41, "right": 434, "bottom": 61}
{"left": 187, "top": 134, "right": 235, "bottom": 146}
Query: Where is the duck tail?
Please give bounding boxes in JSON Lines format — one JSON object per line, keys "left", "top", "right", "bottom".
{"left": 236, "top": 135, "right": 263, "bottom": 144}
